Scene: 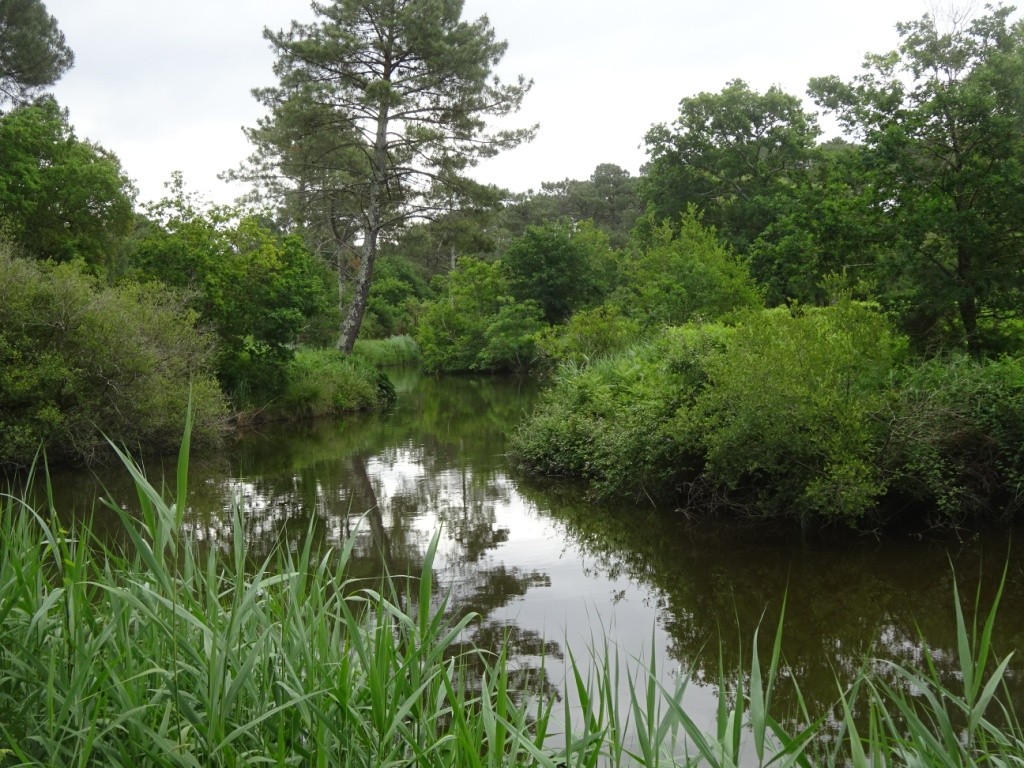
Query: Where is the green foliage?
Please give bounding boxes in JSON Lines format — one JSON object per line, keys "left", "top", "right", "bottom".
{"left": 516, "top": 303, "right": 911, "bottom": 524}
{"left": 272, "top": 347, "right": 394, "bottom": 419}
{"left": 642, "top": 78, "right": 820, "bottom": 251}
{"left": 0, "top": 0, "right": 74, "bottom": 106}
{"left": 809, "top": 7, "right": 1024, "bottom": 352}
{"left": 513, "top": 324, "right": 733, "bottom": 503}
{"left": 360, "top": 255, "right": 429, "bottom": 339}
{"left": 687, "top": 301, "right": 906, "bottom": 523}
{"left": 505, "top": 163, "right": 644, "bottom": 248}
{"left": 126, "top": 180, "right": 333, "bottom": 404}
{"left": 0, "top": 247, "right": 227, "bottom": 467}
{"left": 745, "top": 139, "right": 889, "bottom": 306}
{"left": 535, "top": 304, "right": 643, "bottom": 367}
{"left": 617, "top": 210, "right": 764, "bottom": 327}
{"left": 502, "top": 220, "right": 616, "bottom": 324}
{"left": 518, "top": 296, "right": 1024, "bottom": 526}
{"left": 884, "top": 354, "right": 1024, "bottom": 523}
{"left": 417, "top": 257, "right": 545, "bottom": 373}
{"left": 0, "top": 98, "right": 135, "bottom": 270}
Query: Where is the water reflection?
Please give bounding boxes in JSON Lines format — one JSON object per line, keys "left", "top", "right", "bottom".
{"left": 40, "top": 370, "right": 1024, "bottom": 739}
{"left": 535, "top": 482, "right": 1024, "bottom": 725}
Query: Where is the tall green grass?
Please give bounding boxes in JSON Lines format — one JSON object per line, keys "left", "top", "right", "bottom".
{"left": 352, "top": 334, "right": 422, "bottom": 368}
{"left": 1, "top": 429, "right": 1022, "bottom": 766}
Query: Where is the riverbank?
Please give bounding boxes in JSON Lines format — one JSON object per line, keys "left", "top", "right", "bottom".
{"left": 2, "top": 443, "right": 1022, "bottom": 766}
{"left": 511, "top": 304, "right": 1024, "bottom": 532}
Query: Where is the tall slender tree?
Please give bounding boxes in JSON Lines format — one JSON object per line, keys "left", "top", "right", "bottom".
{"left": 237, "top": 0, "right": 534, "bottom": 353}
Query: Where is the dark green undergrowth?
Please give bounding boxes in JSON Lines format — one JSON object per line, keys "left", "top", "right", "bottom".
{"left": 2, "top": 431, "right": 1022, "bottom": 766}
{"left": 0, "top": 248, "right": 228, "bottom": 468}
{"left": 512, "top": 300, "right": 1024, "bottom": 528}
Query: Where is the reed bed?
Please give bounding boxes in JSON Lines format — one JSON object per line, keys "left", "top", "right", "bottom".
{"left": 352, "top": 335, "right": 422, "bottom": 368}
{"left": 1, "top": 426, "right": 1022, "bottom": 766}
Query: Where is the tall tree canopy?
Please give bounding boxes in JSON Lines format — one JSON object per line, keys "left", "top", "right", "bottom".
{"left": 810, "top": 6, "right": 1024, "bottom": 352}
{"left": 642, "top": 79, "right": 820, "bottom": 251}
{"left": 238, "top": 0, "right": 534, "bottom": 353}
{"left": 0, "top": 98, "right": 134, "bottom": 270}
{"left": 0, "top": 0, "right": 73, "bottom": 108}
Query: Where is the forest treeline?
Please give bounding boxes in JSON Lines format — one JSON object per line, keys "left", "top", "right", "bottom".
{"left": 2, "top": 1, "right": 1024, "bottom": 527}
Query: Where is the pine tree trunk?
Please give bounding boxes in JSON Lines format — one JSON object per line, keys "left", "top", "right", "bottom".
{"left": 338, "top": 82, "right": 391, "bottom": 355}
{"left": 339, "top": 233, "right": 377, "bottom": 354}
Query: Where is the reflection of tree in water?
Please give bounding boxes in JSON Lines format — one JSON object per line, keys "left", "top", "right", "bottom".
{"left": 524, "top": 478, "right": 1024, "bottom": 729}
{"left": 176, "top": 373, "right": 560, "bottom": 701}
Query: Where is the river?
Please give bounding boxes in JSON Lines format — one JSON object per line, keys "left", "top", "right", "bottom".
{"left": 41, "top": 370, "right": 1024, "bottom": 739}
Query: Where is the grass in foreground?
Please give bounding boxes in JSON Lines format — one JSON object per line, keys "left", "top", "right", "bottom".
{"left": 1, "top": 428, "right": 1021, "bottom": 766}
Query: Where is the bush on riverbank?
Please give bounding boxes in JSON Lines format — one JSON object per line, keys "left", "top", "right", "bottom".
{"left": 513, "top": 300, "right": 1024, "bottom": 527}
{"left": 0, "top": 249, "right": 227, "bottom": 467}
{"left": 883, "top": 353, "right": 1024, "bottom": 524}
{"left": 417, "top": 257, "right": 546, "bottom": 373}
{"left": 513, "top": 323, "right": 733, "bottom": 502}
{"left": 2, "top": 446, "right": 1021, "bottom": 766}
{"left": 267, "top": 347, "right": 396, "bottom": 419}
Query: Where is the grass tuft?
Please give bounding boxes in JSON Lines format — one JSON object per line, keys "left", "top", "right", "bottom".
{"left": 352, "top": 334, "right": 422, "bottom": 368}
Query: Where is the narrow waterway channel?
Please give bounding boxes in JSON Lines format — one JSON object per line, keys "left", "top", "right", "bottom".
{"left": 44, "top": 370, "right": 1024, "bottom": 740}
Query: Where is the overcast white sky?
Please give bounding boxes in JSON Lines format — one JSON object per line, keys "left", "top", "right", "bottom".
{"left": 44, "top": 0, "right": 944, "bottom": 206}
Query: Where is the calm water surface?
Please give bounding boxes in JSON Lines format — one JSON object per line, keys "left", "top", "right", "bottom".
{"left": 47, "top": 370, "right": 1024, "bottom": 735}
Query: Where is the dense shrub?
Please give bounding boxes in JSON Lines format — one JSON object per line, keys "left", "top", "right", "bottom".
{"left": 884, "top": 354, "right": 1024, "bottom": 523}
{"left": 417, "top": 257, "right": 545, "bottom": 373}
{"left": 272, "top": 348, "right": 396, "bottom": 419}
{"left": 0, "top": 249, "right": 227, "bottom": 466}
{"left": 616, "top": 212, "right": 763, "bottom": 327}
{"left": 683, "top": 301, "right": 906, "bottom": 523}
{"left": 516, "top": 295, "right": 1024, "bottom": 527}
{"left": 512, "top": 323, "right": 734, "bottom": 503}
{"left": 535, "top": 304, "right": 643, "bottom": 368}
{"left": 515, "top": 302, "right": 912, "bottom": 525}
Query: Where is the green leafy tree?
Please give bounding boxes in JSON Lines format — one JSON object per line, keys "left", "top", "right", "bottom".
{"left": 127, "top": 179, "right": 332, "bottom": 402}
{"left": 617, "top": 210, "right": 763, "bottom": 327}
{"left": 416, "top": 256, "right": 543, "bottom": 373}
{"left": 361, "top": 253, "right": 428, "bottom": 338}
{"left": 642, "top": 79, "right": 820, "bottom": 250}
{"left": 745, "top": 138, "right": 891, "bottom": 306}
{"left": 526, "top": 164, "right": 644, "bottom": 247}
{"left": 237, "top": 0, "right": 534, "bottom": 354}
{"left": 0, "top": 0, "right": 73, "bottom": 107}
{"left": 0, "top": 98, "right": 134, "bottom": 269}
{"left": 810, "top": 6, "right": 1024, "bottom": 353}
{"left": 501, "top": 220, "right": 616, "bottom": 324}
